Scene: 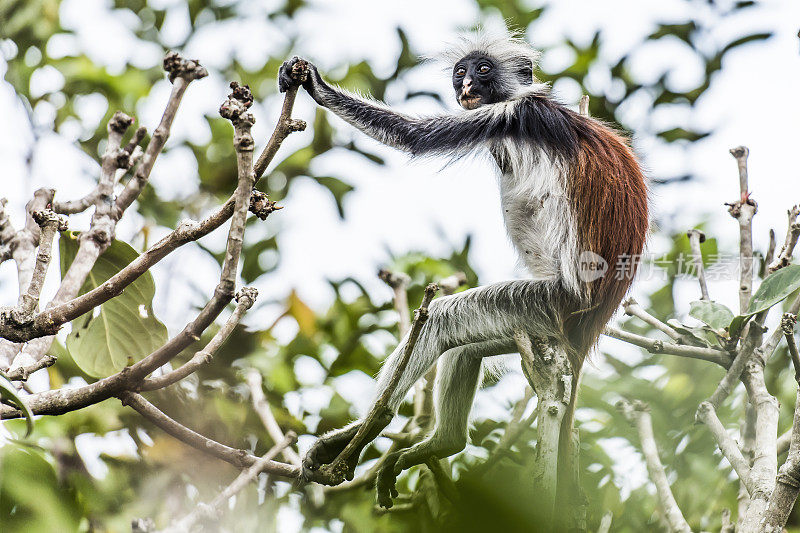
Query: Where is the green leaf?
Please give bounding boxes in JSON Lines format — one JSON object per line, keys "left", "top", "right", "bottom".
{"left": 59, "top": 236, "right": 168, "bottom": 378}
{"left": 666, "top": 319, "right": 721, "bottom": 348}
{"left": 0, "top": 374, "right": 34, "bottom": 436}
{"left": 689, "top": 301, "right": 735, "bottom": 330}
{"left": 656, "top": 128, "right": 710, "bottom": 143}
{"left": 315, "top": 176, "right": 354, "bottom": 218}
{"left": 729, "top": 265, "right": 800, "bottom": 338}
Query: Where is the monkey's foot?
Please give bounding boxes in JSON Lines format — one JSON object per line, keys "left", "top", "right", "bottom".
{"left": 376, "top": 438, "right": 465, "bottom": 508}
{"left": 301, "top": 423, "right": 362, "bottom": 484}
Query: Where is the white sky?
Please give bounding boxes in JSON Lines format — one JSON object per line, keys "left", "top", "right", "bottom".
{"left": 1, "top": 0, "right": 800, "bottom": 523}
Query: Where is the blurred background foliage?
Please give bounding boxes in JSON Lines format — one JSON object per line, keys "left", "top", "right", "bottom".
{"left": 0, "top": 0, "right": 792, "bottom": 532}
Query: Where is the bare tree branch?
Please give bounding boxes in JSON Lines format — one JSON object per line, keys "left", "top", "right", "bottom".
{"left": 695, "top": 401, "right": 752, "bottom": 491}
{"left": 727, "top": 146, "right": 756, "bottom": 314}
{"left": 2, "top": 354, "right": 56, "bottom": 382}
{"left": 516, "top": 329, "right": 572, "bottom": 528}
{"left": 761, "top": 392, "right": 800, "bottom": 532}
{"left": 0, "top": 83, "right": 261, "bottom": 420}
{"left": 604, "top": 326, "right": 730, "bottom": 366}
{"left": 115, "top": 54, "right": 207, "bottom": 215}
{"left": 139, "top": 288, "right": 258, "bottom": 391}
{"left": 767, "top": 204, "right": 800, "bottom": 274}
{"left": 687, "top": 229, "right": 710, "bottom": 300}
{"left": 119, "top": 391, "right": 299, "bottom": 478}
{"left": 622, "top": 297, "right": 684, "bottom": 342}
{"left": 618, "top": 400, "right": 691, "bottom": 533}
{"left": 245, "top": 368, "right": 301, "bottom": 466}
{"left": 253, "top": 59, "right": 309, "bottom": 181}
{"left": 165, "top": 432, "right": 298, "bottom": 532}
{"left": 10, "top": 210, "right": 67, "bottom": 323}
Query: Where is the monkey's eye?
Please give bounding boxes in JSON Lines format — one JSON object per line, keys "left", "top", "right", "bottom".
{"left": 478, "top": 64, "right": 491, "bottom": 74}
{"left": 455, "top": 67, "right": 466, "bottom": 77}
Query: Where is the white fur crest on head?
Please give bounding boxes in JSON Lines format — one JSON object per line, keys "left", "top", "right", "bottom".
{"left": 436, "top": 28, "right": 547, "bottom": 99}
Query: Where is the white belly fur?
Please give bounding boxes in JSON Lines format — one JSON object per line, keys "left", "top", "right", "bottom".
{"left": 496, "top": 143, "right": 582, "bottom": 296}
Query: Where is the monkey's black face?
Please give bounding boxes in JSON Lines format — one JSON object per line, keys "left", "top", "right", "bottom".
{"left": 453, "top": 52, "right": 507, "bottom": 110}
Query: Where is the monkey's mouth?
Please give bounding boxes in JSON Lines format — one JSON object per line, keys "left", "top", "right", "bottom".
{"left": 459, "top": 94, "right": 482, "bottom": 110}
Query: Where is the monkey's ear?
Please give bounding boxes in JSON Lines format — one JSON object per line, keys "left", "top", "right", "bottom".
{"left": 517, "top": 58, "right": 534, "bottom": 85}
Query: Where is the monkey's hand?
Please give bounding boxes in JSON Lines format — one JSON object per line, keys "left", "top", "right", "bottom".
{"left": 278, "top": 56, "right": 311, "bottom": 93}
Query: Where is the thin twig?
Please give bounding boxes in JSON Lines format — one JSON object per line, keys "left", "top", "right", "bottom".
{"left": 727, "top": 146, "right": 756, "bottom": 314}
{"left": 1, "top": 354, "right": 56, "bottom": 382}
{"left": 687, "top": 229, "right": 710, "bottom": 300}
{"left": 12, "top": 210, "right": 67, "bottom": 322}
{"left": 759, "top": 292, "right": 800, "bottom": 364}
{"left": 166, "top": 432, "right": 297, "bottom": 532}
{"left": 622, "top": 297, "right": 684, "bottom": 342}
{"left": 139, "top": 288, "right": 257, "bottom": 391}
{"left": 782, "top": 313, "right": 800, "bottom": 383}
{"left": 115, "top": 53, "right": 207, "bottom": 216}
{"left": 767, "top": 204, "right": 800, "bottom": 274}
{"left": 378, "top": 269, "right": 411, "bottom": 336}
{"left": 119, "top": 391, "right": 299, "bottom": 478}
{"left": 695, "top": 401, "right": 752, "bottom": 490}
{"left": 762, "top": 229, "right": 776, "bottom": 278}
{"left": 245, "top": 369, "right": 301, "bottom": 466}
{"left": 604, "top": 326, "right": 730, "bottom": 367}
{"left": 253, "top": 60, "right": 309, "bottom": 181}
{"left": 618, "top": 400, "right": 691, "bottom": 533}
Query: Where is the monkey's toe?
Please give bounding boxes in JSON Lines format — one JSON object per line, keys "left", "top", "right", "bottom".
{"left": 376, "top": 451, "right": 402, "bottom": 508}
{"left": 394, "top": 438, "right": 464, "bottom": 474}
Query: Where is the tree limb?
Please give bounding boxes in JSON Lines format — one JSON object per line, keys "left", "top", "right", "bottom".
{"left": 618, "top": 400, "right": 691, "bottom": 533}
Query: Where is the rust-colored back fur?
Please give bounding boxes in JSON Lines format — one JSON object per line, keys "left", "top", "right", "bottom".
{"left": 565, "top": 118, "right": 649, "bottom": 360}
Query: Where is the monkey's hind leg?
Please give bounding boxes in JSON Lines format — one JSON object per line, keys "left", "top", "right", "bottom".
{"left": 376, "top": 338, "right": 515, "bottom": 508}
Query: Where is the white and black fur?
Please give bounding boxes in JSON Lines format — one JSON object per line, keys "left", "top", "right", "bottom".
{"left": 279, "top": 32, "right": 648, "bottom": 507}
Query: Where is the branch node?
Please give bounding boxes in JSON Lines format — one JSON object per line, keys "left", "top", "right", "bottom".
{"left": 163, "top": 52, "right": 208, "bottom": 83}
{"left": 108, "top": 111, "right": 134, "bottom": 134}
{"left": 378, "top": 269, "right": 411, "bottom": 290}
{"left": 235, "top": 287, "right": 258, "bottom": 309}
{"left": 249, "top": 190, "right": 282, "bottom": 220}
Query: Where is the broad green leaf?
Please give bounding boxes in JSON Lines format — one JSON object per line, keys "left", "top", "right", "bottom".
{"left": 667, "top": 319, "right": 720, "bottom": 348}
{"left": 729, "top": 264, "right": 800, "bottom": 338}
{"left": 0, "top": 374, "right": 34, "bottom": 436}
{"left": 689, "top": 300, "right": 734, "bottom": 330}
{"left": 59, "top": 235, "right": 167, "bottom": 378}
{"left": 315, "top": 176, "right": 354, "bottom": 219}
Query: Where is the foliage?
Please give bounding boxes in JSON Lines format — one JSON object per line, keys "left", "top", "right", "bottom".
{"left": 59, "top": 235, "right": 168, "bottom": 378}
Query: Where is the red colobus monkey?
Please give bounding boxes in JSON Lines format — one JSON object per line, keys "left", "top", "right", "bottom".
{"left": 279, "top": 33, "right": 648, "bottom": 505}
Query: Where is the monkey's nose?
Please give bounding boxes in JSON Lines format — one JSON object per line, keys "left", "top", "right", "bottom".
{"left": 462, "top": 78, "right": 473, "bottom": 94}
